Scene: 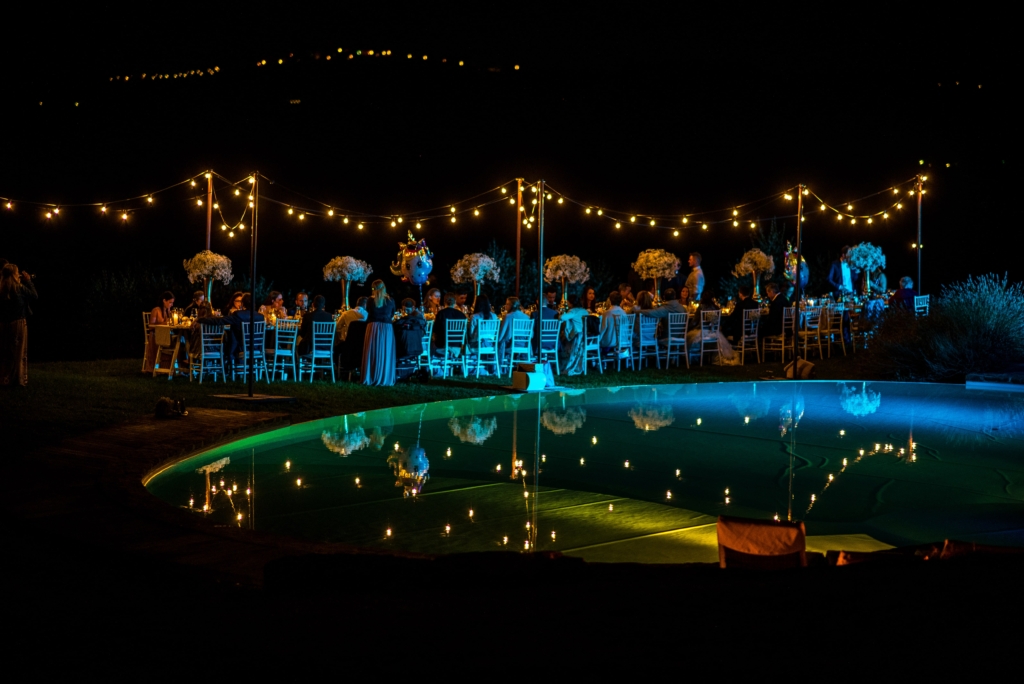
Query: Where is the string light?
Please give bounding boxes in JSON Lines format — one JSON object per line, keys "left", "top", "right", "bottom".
{"left": 327, "top": 209, "right": 334, "bottom": 216}
{"left": 343, "top": 217, "right": 349, "bottom": 224}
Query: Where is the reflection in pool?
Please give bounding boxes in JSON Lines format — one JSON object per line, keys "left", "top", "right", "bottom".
{"left": 145, "top": 382, "right": 1024, "bottom": 564}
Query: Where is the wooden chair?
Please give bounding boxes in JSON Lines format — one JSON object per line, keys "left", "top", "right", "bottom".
{"left": 418, "top": 319, "right": 435, "bottom": 374}
{"left": 717, "top": 515, "right": 807, "bottom": 570}
{"left": 914, "top": 294, "right": 930, "bottom": 317}
{"left": 298, "top": 321, "right": 335, "bottom": 382}
{"left": 796, "top": 306, "right": 823, "bottom": 360}
{"left": 232, "top": 321, "right": 268, "bottom": 381}
{"left": 151, "top": 324, "right": 182, "bottom": 379}
{"left": 141, "top": 311, "right": 152, "bottom": 372}
{"left": 189, "top": 323, "right": 226, "bottom": 383}
{"left": 822, "top": 304, "right": 848, "bottom": 357}
{"left": 695, "top": 310, "right": 721, "bottom": 366}
{"left": 539, "top": 319, "right": 562, "bottom": 375}
{"left": 267, "top": 318, "right": 299, "bottom": 380}
{"left": 583, "top": 325, "right": 602, "bottom": 375}
{"left": 738, "top": 309, "right": 760, "bottom": 364}
{"left": 635, "top": 314, "right": 660, "bottom": 369}
{"left": 762, "top": 306, "right": 795, "bottom": 361}
{"left": 472, "top": 318, "right": 500, "bottom": 377}
{"left": 440, "top": 318, "right": 468, "bottom": 378}
{"left": 504, "top": 318, "right": 535, "bottom": 376}
{"left": 602, "top": 314, "right": 635, "bottom": 372}
{"left": 661, "top": 312, "right": 689, "bottom": 368}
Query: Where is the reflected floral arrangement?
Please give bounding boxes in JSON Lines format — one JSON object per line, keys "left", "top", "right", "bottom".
{"left": 628, "top": 404, "right": 675, "bottom": 432}
{"left": 448, "top": 415, "right": 498, "bottom": 444}
{"left": 322, "top": 428, "right": 370, "bottom": 456}
{"left": 388, "top": 446, "right": 429, "bottom": 497}
{"left": 840, "top": 382, "right": 882, "bottom": 417}
{"left": 730, "top": 391, "right": 770, "bottom": 422}
{"left": 541, "top": 407, "right": 587, "bottom": 435}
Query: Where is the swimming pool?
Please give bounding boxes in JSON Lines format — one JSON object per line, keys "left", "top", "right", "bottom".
{"left": 145, "top": 382, "right": 1024, "bottom": 563}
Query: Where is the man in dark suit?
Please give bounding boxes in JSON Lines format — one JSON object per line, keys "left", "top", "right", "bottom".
{"left": 721, "top": 285, "right": 760, "bottom": 340}
{"left": 759, "top": 282, "right": 790, "bottom": 339}
{"left": 433, "top": 292, "right": 468, "bottom": 354}
{"left": 298, "top": 295, "right": 334, "bottom": 354}
{"left": 827, "top": 246, "right": 860, "bottom": 299}
{"left": 532, "top": 286, "right": 560, "bottom": 354}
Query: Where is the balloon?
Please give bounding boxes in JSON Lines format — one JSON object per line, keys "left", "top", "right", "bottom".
{"left": 390, "top": 232, "right": 434, "bottom": 286}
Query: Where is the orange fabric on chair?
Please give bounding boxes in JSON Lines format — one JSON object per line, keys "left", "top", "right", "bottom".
{"left": 717, "top": 515, "right": 807, "bottom": 569}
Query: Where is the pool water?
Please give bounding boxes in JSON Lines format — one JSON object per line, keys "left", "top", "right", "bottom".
{"left": 145, "top": 382, "right": 1024, "bottom": 563}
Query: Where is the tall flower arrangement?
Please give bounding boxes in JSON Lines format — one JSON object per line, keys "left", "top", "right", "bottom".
{"left": 183, "top": 250, "right": 233, "bottom": 304}
{"left": 324, "top": 256, "right": 373, "bottom": 310}
{"left": 632, "top": 249, "right": 679, "bottom": 302}
{"left": 450, "top": 253, "right": 501, "bottom": 305}
{"left": 544, "top": 255, "right": 591, "bottom": 308}
{"left": 731, "top": 248, "right": 775, "bottom": 297}
{"left": 847, "top": 243, "right": 886, "bottom": 295}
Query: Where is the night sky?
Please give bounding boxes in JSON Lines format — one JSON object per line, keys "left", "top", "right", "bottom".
{"left": 1, "top": 5, "right": 1012, "bottom": 357}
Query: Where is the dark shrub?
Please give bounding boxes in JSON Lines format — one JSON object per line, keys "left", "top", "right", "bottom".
{"left": 870, "top": 273, "right": 1024, "bottom": 381}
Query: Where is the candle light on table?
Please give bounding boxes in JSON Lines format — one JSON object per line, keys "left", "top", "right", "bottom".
{"left": 296, "top": 478, "right": 302, "bottom": 487}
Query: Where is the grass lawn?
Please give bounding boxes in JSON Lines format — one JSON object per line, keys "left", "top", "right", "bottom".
{"left": 2, "top": 351, "right": 880, "bottom": 451}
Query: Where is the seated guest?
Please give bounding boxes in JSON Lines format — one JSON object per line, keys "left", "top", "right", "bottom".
{"left": 889, "top": 277, "right": 918, "bottom": 309}
{"left": 497, "top": 296, "right": 529, "bottom": 360}
{"left": 225, "top": 293, "right": 265, "bottom": 360}
{"left": 183, "top": 290, "right": 213, "bottom": 318}
{"left": 150, "top": 290, "right": 175, "bottom": 326}
{"left": 605, "top": 283, "right": 635, "bottom": 309}
{"left": 870, "top": 267, "right": 887, "bottom": 296}
{"left": 298, "top": 295, "right": 334, "bottom": 354}
{"left": 291, "top": 292, "right": 309, "bottom": 316}
{"left": 226, "top": 291, "right": 244, "bottom": 315}
{"left": 721, "top": 285, "right": 759, "bottom": 339}
{"left": 424, "top": 288, "right": 442, "bottom": 317}
{"left": 337, "top": 296, "right": 369, "bottom": 342}
{"left": 638, "top": 287, "right": 686, "bottom": 320}
{"left": 433, "top": 292, "right": 468, "bottom": 354}
{"left": 455, "top": 288, "right": 470, "bottom": 311}
{"left": 634, "top": 291, "right": 658, "bottom": 347}
{"left": 542, "top": 285, "right": 559, "bottom": 312}
{"left": 598, "top": 291, "right": 627, "bottom": 349}
{"left": 759, "top": 282, "right": 790, "bottom": 339}
{"left": 580, "top": 286, "right": 599, "bottom": 314}
{"left": 259, "top": 291, "right": 288, "bottom": 319}
{"left": 468, "top": 295, "right": 498, "bottom": 347}
{"left": 394, "top": 298, "right": 426, "bottom": 359}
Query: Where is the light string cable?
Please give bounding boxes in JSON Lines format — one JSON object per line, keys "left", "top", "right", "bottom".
{"left": 208, "top": 173, "right": 259, "bottom": 237}
{"left": 810, "top": 176, "right": 921, "bottom": 224}
{"left": 542, "top": 182, "right": 802, "bottom": 232}
{"left": 248, "top": 175, "right": 524, "bottom": 230}
{"left": 2, "top": 173, "right": 206, "bottom": 217}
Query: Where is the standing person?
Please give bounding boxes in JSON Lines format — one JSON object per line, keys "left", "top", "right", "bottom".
{"left": 827, "top": 246, "right": 860, "bottom": 299}
{"left": 0, "top": 264, "right": 38, "bottom": 387}
{"left": 685, "top": 253, "right": 704, "bottom": 304}
{"left": 361, "top": 280, "right": 397, "bottom": 386}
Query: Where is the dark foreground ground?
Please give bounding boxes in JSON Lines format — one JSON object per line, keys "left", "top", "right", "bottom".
{"left": 3, "top": 358, "right": 1023, "bottom": 673}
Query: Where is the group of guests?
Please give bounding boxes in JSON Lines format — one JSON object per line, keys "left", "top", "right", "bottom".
{"left": 0, "top": 258, "right": 37, "bottom": 387}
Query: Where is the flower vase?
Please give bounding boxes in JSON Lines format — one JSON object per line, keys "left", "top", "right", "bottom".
{"left": 653, "top": 277, "right": 662, "bottom": 306}
{"left": 862, "top": 272, "right": 870, "bottom": 297}
{"left": 560, "top": 277, "right": 567, "bottom": 308}
{"left": 473, "top": 280, "right": 480, "bottom": 308}
{"left": 753, "top": 272, "right": 760, "bottom": 299}
{"left": 204, "top": 277, "right": 213, "bottom": 308}
{"left": 340, "top": 279, "right": 350, "bottom": 311}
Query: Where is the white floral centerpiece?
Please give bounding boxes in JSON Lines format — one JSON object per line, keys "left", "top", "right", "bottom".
{"left": 448, "top": 415, "right": 498, "bottom": 445}
{"left": 632, "top": 249, "right": 679, "bottom": 303}
{"left": 541, "top": 407, "right": 587, "bottom": 435}
{"left": 628, "top": 404, "right": 675, "bottom": 431}
{"left": 450, "top": 253, "right": 501, "bottom": 305}
{"left": 544, "top": 255, "right": 591, "bottom": 310}
{"left": 322, "top": 428, "right": 370, "bottom": 455}
{"left": 183, "top": 250, "right": 233, "bottom": 303}
{"left": 731, "top": 248, "right": 775, "bottom": 298}
{"left": 323, "top": 256, "right": 373, "bottom": 310}
{"left": 847, "top": 243, "right": 886, "bottom": 295}
{"left": 840, "top": 382, "right": 881, "bottom": 417}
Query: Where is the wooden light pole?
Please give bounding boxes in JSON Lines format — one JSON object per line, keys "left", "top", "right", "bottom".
{"left": 790, "top": 184, "right": 804, "bottom": 373}
{"left": 248, "top": 173, "right": 259, "bottom": 398}
{"left": 916, "top": 174, "right": 924, "bottom": 293}
{"left": 515, "top": 178, "right": 523, "bottom": 297}
{"left": 536, "top": 180, "right": 546, "bottom": 353}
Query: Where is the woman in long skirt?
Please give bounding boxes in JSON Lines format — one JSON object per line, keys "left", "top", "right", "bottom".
{"left": 0, "top": 264, "right": 38, "bottom": 387}
{"left": 361, "top": 280, "right": 397, "bottom": 386}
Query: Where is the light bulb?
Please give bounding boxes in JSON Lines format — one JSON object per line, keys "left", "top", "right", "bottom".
{"left": 234, "top": 189, "right": 240, "bottom": 196}
{"left": 673, "top": 230, "right": 679, "bottom": 236}
{"left": 121, "top": 213, "right": 128, "bottom": 220}
{"left": 147, "top": 197, "right": 153, "bottom": 203}
{"left": 45, "top": 211, "right": 52, "bottom": 219}
{"left": 682, "top": 217, "right": 689, "bottom": 224}
{"left": 196, "top": 199, "right": 203, "bottom": 206}
{"left": 100, "top": 206, "right": 106, "bottom": 212}
{"left": 288, "top": 208, "right": 294, "bottom": 215}
{"left": 328, "top": 209, "right": 334, "bottom": 216}
{"left": 298, "top": 214, "right": 305, "bottom": 220}
{"left": 702, "top": 224, "right": 708, "bottom": 230}
{"left": 358, "top": 223, "right": 364, "bottom": 230}
{"left": 630, "top": 216, "right": 636, "bottom": 223}
{"left": 547, "top": 193, "right": 552, "bottom": 199}
{"left": 391, "top": 221, "right": 397, "bottom": 227}
{"left": 867, "top": 218, "right": 873, "bottom": 224}
{"left": 783, "top": 194, "right": 792, "bottom": 201}
{"left": 733, "top": 220, "right": 739, "bottom": 227}
{"left": 397, "top": 217, "right": 403, "bottom": 223}
{"left": 733, "top": 209, "right": 739, "bottom": 215}
{"left": 343, "top": 217, "right": 349, "bottom": 224}
{"left": 557, "top": 198, "right": 563, "bottom": 204}
{"left": 615, "top": 222, "right": 621, "bottom": 228}
{"left": 897, "top": 203, "right": 902, "bottom": 209}
{"left": 473, "top": 209, "right": 479, "bottom": 216}
{"left": 415, "top": 222, "right": 422, "bottom": 229}
{"left": 750, "top": 222, "right": 756, "bottom": 229}
{"left": 586, "top": 208, "right": 591, "bottom": 214}
{"left": 650, "top": 219, "right": 656, "bottom": 226}
{"left": 802, "top": 189, "right": 809, "bottom": 195}
{"left": 501, "top": 187, "right": 507, "bottom": 194}
{"left": 509, "top": 198, "right": 515, "bottom": 205}
{"left": 883, "top": 213, "right": 889, "bottom": 219}
{"left": 213, "top": 203, "right": 219, "bottom": 209}
{"left": 450, "top": 206, "right": 456, "bottom": 213}
{"left": 846, "top": 204, "right": 853, "bottom": 210}
{"left": 450, "top": 216, "right": 456, "bottom": 223}
{"left": 597, "top": 209, "right": 603, "bottom": 215}
{"left": 296, "top": 478, "right": 302, "bottom": 487}
{"left": 820, "top": 204, "right": 826, "bottom": 211}
{"left": 850, "top": 218, "right": 856, "bottom": 224}
{"left": 386, "top": 528, "right": 392, "bottom": 537}
{"left": 221, "top": 224, "right": 227, "bottom": 230}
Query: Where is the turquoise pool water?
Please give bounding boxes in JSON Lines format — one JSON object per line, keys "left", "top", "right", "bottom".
{"left": 145, "top": 382, "right": 1024, "bottom": 563}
